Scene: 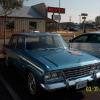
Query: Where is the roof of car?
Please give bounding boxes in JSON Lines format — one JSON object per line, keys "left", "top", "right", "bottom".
{"left": 84, "top": 31, "right": 100, "bottom": 35}
{"left": 12, "top": 32, "right": 60, "bottom": 37}
{"left": 77, "top": 31, "right": 100, "bottom": 36}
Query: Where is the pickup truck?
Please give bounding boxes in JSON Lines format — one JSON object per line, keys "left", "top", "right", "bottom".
{"left": 4, "top": 32, "right": 100, "bottom": 95}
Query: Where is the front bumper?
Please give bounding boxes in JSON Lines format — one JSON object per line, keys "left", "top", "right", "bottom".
{"left": 40, "top": 72, "right": 100, "bottom": 91}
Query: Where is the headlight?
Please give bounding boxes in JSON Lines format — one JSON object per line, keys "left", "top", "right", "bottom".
{"left": 44, "top": 73, "right": 51, "bottom": 80}
{"left": 44, "top": 72, "right": 62, "bottom": 81}
{"left": 96, "top": 63, "right": 100, "bottom": 70}
{"left": 51, "top": 73, "right": 58, "bottom": 78}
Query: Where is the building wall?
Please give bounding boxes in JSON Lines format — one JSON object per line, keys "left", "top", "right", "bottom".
{"left": 14, "top": 18, "right": 45, "bottom": 32}
{"left": 0, "top": 17, "right": 46, "bottom": 38}
{"left": 37, "top": 20, "right": 45, "bottom": 32}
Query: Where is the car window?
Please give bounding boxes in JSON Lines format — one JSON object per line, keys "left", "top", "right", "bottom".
{"left": 25, "top": 36, "right": 56, "bottom": 50}
{"left": 9, "top": 36, "right": 17, "bottom": 48}
{"left": 40, "top": 36, "right": 53, "bottom": 45}
{"left": 25, "top": 35, "right": 67, "bottom": 50}
{"left": 87, "top": 34, "right": 100, "bottom": 43}
{"left": 97, "top": 35, "right": 100, "bottom": 43}
{"left": 71, "top": 35, "right": 88, "bottom": 43}
{"left": 17, "top": 36, "right": 25, "bottom": 49}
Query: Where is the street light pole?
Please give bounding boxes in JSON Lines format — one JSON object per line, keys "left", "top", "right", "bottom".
{"left": 4, "top": 15, "right": 7, "bottom": 46}
{"left": 81, "top": 13, "right": 88, "bottom": 33}
{"left": 59, "top": 0, "right": 60, "bottom": 12}
{"left": 79, "top": 15, "right": 81, "bottom": 24}
{"left": 58, "top": 0, "right": 61, "bottom": 31}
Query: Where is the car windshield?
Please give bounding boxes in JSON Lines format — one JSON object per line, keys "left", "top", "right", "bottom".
{"left": 25, "top": 35, "right": 68, "bottom": 50}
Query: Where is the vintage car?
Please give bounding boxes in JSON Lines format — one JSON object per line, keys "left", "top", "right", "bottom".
{"left": 4, "top": 32, "right": 100, "bottom": 95}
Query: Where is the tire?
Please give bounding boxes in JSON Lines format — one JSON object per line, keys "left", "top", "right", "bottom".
{"left": 27, "top": 72, "right": 37, "bottom": 95}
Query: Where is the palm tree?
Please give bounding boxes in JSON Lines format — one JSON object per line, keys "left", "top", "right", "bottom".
{"left": 0, "top": 0, "right": 24, "bottom": 45}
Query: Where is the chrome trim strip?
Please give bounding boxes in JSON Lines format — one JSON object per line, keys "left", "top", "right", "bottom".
{"left": 41, "top": 82, "right": 66, "bottom": 90}
{"left": 41, "top": 72, "right": 100, "bottom": 90}
{"left": 19, "top": 55, "right": 44, "bottom": 73}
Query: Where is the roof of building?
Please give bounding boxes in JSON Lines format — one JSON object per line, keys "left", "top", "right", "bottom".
{"left": 0, "top": 3, "right": 47, "bottom": 19}
{"left": 0, "top": 3, "right": 56, "bottom": 23}
{"left": 8, "top": 6, "right": 44, "bottom": 19}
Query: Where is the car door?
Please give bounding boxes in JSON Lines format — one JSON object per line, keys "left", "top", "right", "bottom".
{"left": 7, "top": 36, "right": 18, "bottom": 64}
{"left": 8, "top": 35, "right": 25, "bottom": 68}
{"left": 69, "top": 34, "right": 90, "bottom": 52}
{"left": 15, "top": 36, "right": 27, "bottom": 74}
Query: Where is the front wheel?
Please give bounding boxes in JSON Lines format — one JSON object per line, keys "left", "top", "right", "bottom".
{"left": 27, "top": 72, "right": 37, "bottom": 95}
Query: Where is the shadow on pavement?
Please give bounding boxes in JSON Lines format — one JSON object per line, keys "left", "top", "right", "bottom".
{"left": 35, "top": 90, "right": 84, "bottom": 100}
{"left": 1, "top": 58, "right": 100, "bottom": 100}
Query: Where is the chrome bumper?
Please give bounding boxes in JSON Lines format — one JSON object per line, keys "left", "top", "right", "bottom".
{"left": 41, "top": 72, "right": 100, "bottom": 91}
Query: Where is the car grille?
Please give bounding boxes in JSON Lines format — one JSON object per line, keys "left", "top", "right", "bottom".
{"left": 63, "top": 63, "right": 100, "bottom": 79}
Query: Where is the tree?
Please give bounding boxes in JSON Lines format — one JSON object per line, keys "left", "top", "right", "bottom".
{"left": 0, "top": 0, "right": 24, "bottom": 45}
{"left": 0, "top": 0, "right": 24, "bottom": 16}
{"left": 95, "top": 16, "right": 100, "bottom": 28}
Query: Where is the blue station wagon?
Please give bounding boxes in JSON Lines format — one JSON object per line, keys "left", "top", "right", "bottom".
{"left": 4, "top": 32, "right": 100, "bottom": 95}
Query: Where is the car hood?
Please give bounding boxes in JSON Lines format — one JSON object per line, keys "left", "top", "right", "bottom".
{"left": 25, "top": 49, "right": 100, "bottom": 71}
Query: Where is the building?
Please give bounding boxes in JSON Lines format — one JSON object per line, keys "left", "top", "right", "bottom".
{"left": 0, "top": 3, "right": 47, "bottom": 38}
{"left": 0, "top": 3, "right": 61, "bottom": 39}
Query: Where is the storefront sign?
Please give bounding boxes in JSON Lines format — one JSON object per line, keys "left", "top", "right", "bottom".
{"left": 81, "top": 13, "right": 88, "bottom": 16}
{"left": 48, "top": 7, "right": 65, "bottom": 13}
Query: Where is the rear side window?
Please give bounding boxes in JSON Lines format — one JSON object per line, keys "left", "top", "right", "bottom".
{"left": 97, "top": 36, "right": 100, "bottom": 43}
{"left": 71, "top": 35, "right": 88, "bottom": 43}
{"left": 88, "top": 34, "right": 100, "bottom": 43}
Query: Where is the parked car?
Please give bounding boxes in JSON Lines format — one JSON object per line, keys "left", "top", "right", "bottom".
{"left": 4, "top": 32, "right": 100, "bottom": 95}
{"left": 69, "top": 26, "right": 80, "bottom": 31}
{"left": 69, "top": 31, "right": 100, "bottom": 58}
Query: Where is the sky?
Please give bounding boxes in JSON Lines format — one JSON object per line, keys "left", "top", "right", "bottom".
{"left": 24, "top": 0, "right": 100, "bottom": 23}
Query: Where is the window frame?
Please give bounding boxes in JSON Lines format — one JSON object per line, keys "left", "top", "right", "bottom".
{"left": 71, "top": 34, "right": 89, "bottom": 43}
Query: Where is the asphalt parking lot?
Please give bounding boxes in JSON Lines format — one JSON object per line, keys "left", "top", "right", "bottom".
{"left": 0, "top": 58, "right": 100, "bottom": 100}
{"left": 0, "top": 78, "right": 13, "bottom": 100}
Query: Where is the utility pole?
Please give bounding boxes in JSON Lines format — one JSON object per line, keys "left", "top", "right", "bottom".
{"left": 69, "top": 16, "right": 72, "bottom": 22}
{"left": 79, "top": 15, "right": 81, "bottom": 24}
{"left": 58, "top": 0, "right": 61, "bottom": 31}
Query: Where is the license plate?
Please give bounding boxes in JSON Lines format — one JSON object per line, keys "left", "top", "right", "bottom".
{"left": 76, "top": 81, "right": 87, "bottom": 89}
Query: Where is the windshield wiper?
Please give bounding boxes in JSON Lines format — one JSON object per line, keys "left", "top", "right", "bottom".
{"left": 44, "top": 47, "right": 66, "bottom": 50}
{"left": 36, "top": 47, "right": 67, "bottom": 51}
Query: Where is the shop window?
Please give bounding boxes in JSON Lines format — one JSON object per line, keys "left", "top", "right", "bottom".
{"left": 6, "top": 21, "right": 14, "bottom": 31}
{"left": 29, "top": 21, "right": 37, "bottom": 30}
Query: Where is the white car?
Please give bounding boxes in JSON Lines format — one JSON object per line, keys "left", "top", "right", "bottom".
{"left": 69, "top": 31, "right": 100, "bottom": 58}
